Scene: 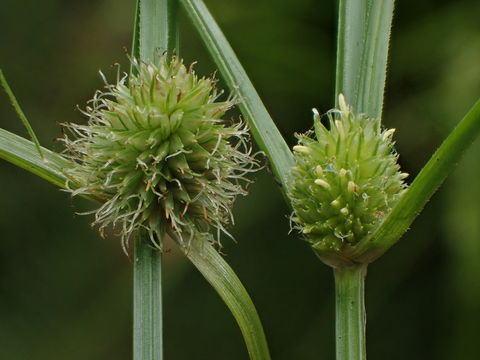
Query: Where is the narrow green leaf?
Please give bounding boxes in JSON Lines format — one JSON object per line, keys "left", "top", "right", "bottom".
{"left": 137, "top": 0, "right": 179, "bottom": 63}
{"left": 185, "top": 241, "right": 271, "bottom": 360}
{"left": 0, "top": 128, "right": 100, "bottom": 202}
{"left": 130, "top": 0, "right": 141, "bottom": 72}
{"left": 350, "top": 99, "right": 480, "bottom": 263}
{"left": 170, "top": 4, "right": 274, "bottom": 359}
{"left": 0, "top": 70, "right": 45, "bottom": 160}
{"left": 335, "top": 0, "right": 395, "bottom": 119}
{"left": 180, "top": 0, "right": 294, "bottom": 191}
{"left": 167, "top": 0, "right": 180, "bottom": 54}
{"left": 0, "top": 128, "right": 67, "bottom": 188}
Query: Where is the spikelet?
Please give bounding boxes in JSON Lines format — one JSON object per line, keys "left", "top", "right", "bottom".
{"left": 61, "top": 56, "right": 259, "bottom": 251}
{"left": 289, "top": 95, "right": 408, "bottom": 264}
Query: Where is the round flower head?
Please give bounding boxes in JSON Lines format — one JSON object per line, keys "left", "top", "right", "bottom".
{"left": 289, "top": 95, "right": 408, "bottom": 265}
{"left": 62, "top": 56, "right": 259, "bottom": 250}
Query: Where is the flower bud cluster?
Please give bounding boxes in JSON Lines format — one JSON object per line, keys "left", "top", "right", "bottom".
{"left": 289, "top": 95, "right": 408, "bottom": 260}
{"left": 62, "top": 56, "right": 259, "bottom": 250}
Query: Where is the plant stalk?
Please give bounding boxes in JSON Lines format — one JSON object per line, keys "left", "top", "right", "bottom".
{"left": 131, "top": 1, "right": 178, "bottom": 359}
{"left": 133, "top": 236, "right": 163, "bottom": 360}
{"left": 334, "top": 265, "right": 367, "bottom": 360}
{"left": 333, "top": 2, "right": 393, "bottom": 358}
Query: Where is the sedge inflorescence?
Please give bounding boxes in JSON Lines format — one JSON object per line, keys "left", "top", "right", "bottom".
{"left": 62, "top": 56, "right": 259, "bottom": 250}
{"left": 289, "top": 95, "right": 408, "bottom": 256}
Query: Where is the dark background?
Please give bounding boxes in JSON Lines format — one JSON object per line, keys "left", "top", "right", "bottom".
{"left": 1, "top": 0, "right": 479, "bottom": 359}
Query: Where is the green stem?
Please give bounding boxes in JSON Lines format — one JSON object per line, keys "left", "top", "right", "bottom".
{"left": 131, "top": 1, "right": 179, "bottom": 359}
{"left": 185, "top": 241, "right": 271, "bottom": 360}
{"left": 133, "top": 236, "right": 163, "bottom": 360}
{"left": 334, "top": 265, "right": 367, "bottom": 360}
{"left": 333, "top": 3, "right": 394, "bottom": 358}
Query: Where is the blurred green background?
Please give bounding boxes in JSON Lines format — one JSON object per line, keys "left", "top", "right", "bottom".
{"left": 1, "top": 0, "right": 479, "bottom": 359}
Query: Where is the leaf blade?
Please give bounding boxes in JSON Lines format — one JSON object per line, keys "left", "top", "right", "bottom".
{"left": 186, "top": 241, "right": 271, "bottom": 360}
{"left": 0, "top": 128, "right": 67, "bottom": 188}
{"left": 137, "top": 0, "right": 179, "bottom": 63}
{"left": 335, "top": 0, "right": 395, "bottom": 119}
{"left": 180, "top": 0, "right": 294, "bottom": 190}
{"left": 0, "top": 70, "right": 45, "bottom": 159}
{"left": 351, "top": 99, "right": 480, "bottom": 262}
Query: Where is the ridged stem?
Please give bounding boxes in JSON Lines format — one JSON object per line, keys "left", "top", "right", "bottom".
{"left": 133, "top": 236, "right": 163, "bottom": 360}
{"left": 132, "top": 1, "right": 178, "bottom": 359}
{"left": 334, "top": 265, "right": 367, "bottom": 360}
{"left": 333, "top": 3, "right": 393, "bottom": 358}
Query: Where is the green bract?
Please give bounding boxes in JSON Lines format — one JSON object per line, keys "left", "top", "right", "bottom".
{"left": 289, "top": 95, "right": 408, "bottom": 264}
{"left": 62, "top": 56, "right": 259, "bottom": 250}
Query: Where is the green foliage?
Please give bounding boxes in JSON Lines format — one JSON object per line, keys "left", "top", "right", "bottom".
{"left": 335, "top": 0, "right": 395, "bottom": 118}
{"left": 0, "top": 1, "right": 480, "bottom": 360}
{"left": 0, "top": 128, "right": 68, "bottom": 189}
{"left": 351, "top": 99, "right": 480, "bottom": 263}
{"left": 180, "top": 0, "right": 294, "bottom": 192}
{"left": 134, "top": 0, "right": 178, "bottom": 62}
{"left": 0, "top": 70, "right": 44, "bottom": 159}
{"left": 186, "top": 240, "right": 271, "bottom": 360}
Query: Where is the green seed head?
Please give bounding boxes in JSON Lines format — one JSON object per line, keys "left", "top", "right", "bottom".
{"left": 289, "top": 95, "right": 408, "bottom": 265}
{"left": 62, "top": 56, "right": 259, "bottom": 250}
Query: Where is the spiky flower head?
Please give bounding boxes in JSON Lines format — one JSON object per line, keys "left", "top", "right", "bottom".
{"left": 62, "top": 56, "right": 259, "bottom": 250}
{"left": 289, "top": 94, "right": 408, "bottom": 266}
